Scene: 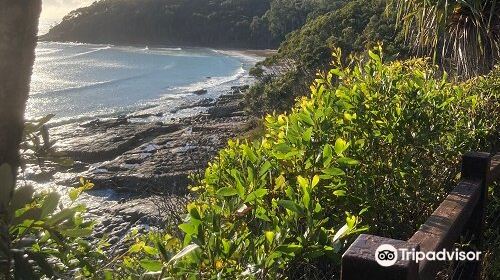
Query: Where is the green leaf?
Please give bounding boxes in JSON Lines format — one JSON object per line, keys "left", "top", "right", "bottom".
{"left": 245, "top": 189, "right": 268, "bottom": 203}
{"left": 265, "top": 231, "right": 275, "bottom": 244}
{"left": 259, "top": 161, "right": 272, "bottom": 178}
{"left": 69, "top": 188, "right": 81, "bottom": 202}
{"left": 139, "top": 259, "right": 163, "bottom": 272}
{"left": 46, "top": 208, "right": 77, "bottom": 226}
{"left": 302, "top": 127, "right": 313, "bottom": 142}
{"left": 278, "top": 200, "right": 303, "bottom": 215}
{"left": 334, "top": 138, "right": 348, "bottom": 155}
{"left": 179, "top": 223, "right": 196, "bottom": 235}
{"left": 243, "top": 146, "right": 258, "bottom": 163}
{"left": 143, "top": 246, "right": 159, "bottom": 255}
{"left": 302, "top": 192, "right": 310, "bottom": 209}
{"left": 61, "top": 228, "right": 93, "bottom": 237}
{"left": 189, "top": 207, "right": 201, "bottom": 220}
{"left": 368, "top": 50, "right": 381, "bottom": 63}
{"left": 168, "top": 244, "right": 200, "bottom": 264}
{"left": 216, "top": 187, "right": 239, "bottom": 197}
{"left": 297, "top": 176, "right": 309, "bottom": 189}
{"left": 333, "top": 224, "right": 349, "bottom": 242}
{"left": 275, "top": 244, "right": 303, "bottom": 254}
{"left": 323, "top": 167, "right": 345, "bottom": 176}
{"left": 338, "top": 157, "right": 359, "bottom": 165}
{"left": 41, "top": 192, "right": 60, "bottom": 218}
{"left": 323, "top": 144, "right": 333, "bottom": 167}
{"left": 274, "top": 143, "right": 292, "bottom": 154}
{"left": 311, "top": 175, "right": 320, "bottom": 188}
{"left": 128, "top": 242, "right": 145, "bottom": 253}
{"left": 333, "top": 190, "right": 346, "bottom": 197}
{"left": 323, "top": 144, "right": 332, "bottom": 159}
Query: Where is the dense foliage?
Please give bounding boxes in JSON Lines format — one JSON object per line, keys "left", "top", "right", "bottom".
{"left": 390, "top": 0, "right": 500, "bottom": 78}
{"left": 42, "top": 0, "right": 274, "bottom": 48}
{"left": 0, "top": 173, "right": 101, "bottom": 278}
{"left": 246, "top": 0, "right": 409, "bottom": 114}
{"left": 104, "top": 49, "right": 498, "bottom": 279}
{"left": 42, "top": 0, "right": 352, "bottom": 48}
{"left": 41, "top": 0, "right": 405, "bottom": 52}
{"left": 0, "top": 116, "right": 104, "bottom": 278}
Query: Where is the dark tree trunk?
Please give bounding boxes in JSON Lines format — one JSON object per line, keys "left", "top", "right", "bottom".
{"left": 0, "top": 0, "right": 42, "bottom": 277}
{"left": 0, "top": 0, "right": 41, "bottom": 198}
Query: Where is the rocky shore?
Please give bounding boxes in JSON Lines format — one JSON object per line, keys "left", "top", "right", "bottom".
{"left": 32, "top": 86, "right": 258, "bottom": 253}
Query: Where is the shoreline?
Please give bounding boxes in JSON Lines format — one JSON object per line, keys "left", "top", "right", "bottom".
{"left": 37, "top": 39, "right": 277, "bottom": 57}
{"left": 30, "top": 41, "right": 266, "bottom": 127}
{"left": 26, "top": 42, "right": 266, "bottom": 253}
{"left": 28, "top": 85, "right": 258, "bottom": 254}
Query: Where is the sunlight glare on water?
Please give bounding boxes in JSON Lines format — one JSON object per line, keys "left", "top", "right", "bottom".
{"left": 28, "top": 42, "right": 258, "bottom": 124}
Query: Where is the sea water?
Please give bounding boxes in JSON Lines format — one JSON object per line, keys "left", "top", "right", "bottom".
{"left": 28, "top": 41, "right": 260, "bottom": 124}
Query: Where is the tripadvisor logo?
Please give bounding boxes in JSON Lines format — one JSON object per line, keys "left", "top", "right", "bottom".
{"left": 375, "top": 244, "right": 398, "bottom": 267}
{"left": 375, "top": 244, "right": 482, "bottom": 267}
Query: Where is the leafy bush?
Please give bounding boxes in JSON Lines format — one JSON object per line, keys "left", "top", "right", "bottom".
{"left": 0, "top": 115, "right": 103, "bottom": 279}
{"left": 116, "top": 49, "right": 498, "bottom": 279}
{"left": 8, "top": 48, "right": 495, "bottom": 279}
{"left": 0, "top": 174, "right": 102, "bottom": 278}
{"left": 304, "top": 49, "right": 498, "bottom": 238}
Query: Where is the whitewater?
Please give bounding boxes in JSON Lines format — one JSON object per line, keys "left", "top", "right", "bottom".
{"left": 28, "top": 41, "right": 262, "bottom": 124}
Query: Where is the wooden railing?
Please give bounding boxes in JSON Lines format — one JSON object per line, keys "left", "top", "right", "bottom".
{"left": 341, "top": 152, "right": 500, "bottom": 280}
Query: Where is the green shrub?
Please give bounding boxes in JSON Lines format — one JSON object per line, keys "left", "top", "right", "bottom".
{"left": 119, "top": 49, "right": 498, "bottom": 279}
{"left": 0, "top": 175, "right": 102, "bottom": 278}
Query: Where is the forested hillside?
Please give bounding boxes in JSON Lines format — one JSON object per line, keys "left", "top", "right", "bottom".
{"left": 247, "top": 0, "right": 408, "bottom": 114}
{"left": 41, "top": 0, "right": 348, "bottom": 48}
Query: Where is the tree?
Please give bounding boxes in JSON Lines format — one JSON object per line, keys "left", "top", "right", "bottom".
{"left": 0, "top": 0, "right": 42, "bottom": 278}
{"left": 391, "top": 0, "right": 500, "bottom": 77}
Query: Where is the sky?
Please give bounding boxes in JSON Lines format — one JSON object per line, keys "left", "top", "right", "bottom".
{"left": 41, "top": 0, "right": 94, "bottom": 22}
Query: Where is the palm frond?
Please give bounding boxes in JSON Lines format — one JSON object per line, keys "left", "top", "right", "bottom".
{"left": 389, "top": 0, "right": 500, "bottom": 78}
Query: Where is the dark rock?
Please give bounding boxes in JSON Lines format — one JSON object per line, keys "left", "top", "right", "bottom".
{"left": 54, "top": 122, "right": 182, "bottom": 163}
{"left": 128, "top": 112, "right": 164, "bottom": 119}
{"left": 193, "top": 89, "right": 208, "bottom": 95}
{"left": 44, "top": 86, "right": 257, "bottom": 254}
{"left": 170, "top": 98, "right": 215, "bottom": 114}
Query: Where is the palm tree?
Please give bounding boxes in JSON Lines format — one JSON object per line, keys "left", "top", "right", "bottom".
{"left": 390, "top": 0, "right": 499, "bottom": 78}
{"left": 0, "top": 1, "right": 42, "bottom": 278}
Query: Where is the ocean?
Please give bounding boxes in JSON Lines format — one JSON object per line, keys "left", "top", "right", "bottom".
{"left": 28, "top": 41, "right": 261, "bottom": 124}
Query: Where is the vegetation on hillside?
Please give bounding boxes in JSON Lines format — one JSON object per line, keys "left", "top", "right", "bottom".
{"left": 42, "top": 0, "right": 273, "bottom": 47}
{"left": 247, "top": 0, "right": 408, "bottom": 114}
{"left": 41, "top": 0, "right": 351, "bottom": 48}
{"left": 107, "top": 49, "right": 499, "bottom": 279}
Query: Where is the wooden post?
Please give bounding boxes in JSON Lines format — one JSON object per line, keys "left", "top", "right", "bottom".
{"left": 460, "top": 152, "right": 491, "bottom": 279}
{"left": 341, "top": 234, "right": 419, "bottom": 280}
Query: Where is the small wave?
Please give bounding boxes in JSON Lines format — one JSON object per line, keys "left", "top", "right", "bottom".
{"left": 211, "top": 49, "right": 265, "bottom": 64}
{"left": 173, "top": 66, "right": 245, "bottom": 94}
{"left": 156, "top": 47, "right": 182, "bottom": 51}
{"left": 64, "top": 46, "right": 112, "bottom": 59}
{"left": 32, "top": 72, "right": 153, "bottom": 97}
{"left": 160, "top": 93, "right": 191, "bottom": 100}
{"left": 35, "top": 48, "right": 63, "bottom": 56}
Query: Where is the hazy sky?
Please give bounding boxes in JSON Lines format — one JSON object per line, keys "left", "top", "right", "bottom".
{"left": 41, "top": 0, "right": 94, "bottom": 21}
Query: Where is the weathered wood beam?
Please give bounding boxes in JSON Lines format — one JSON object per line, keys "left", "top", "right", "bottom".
{"left": 341, "top": 234, "right": 419, "bottom": 280}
